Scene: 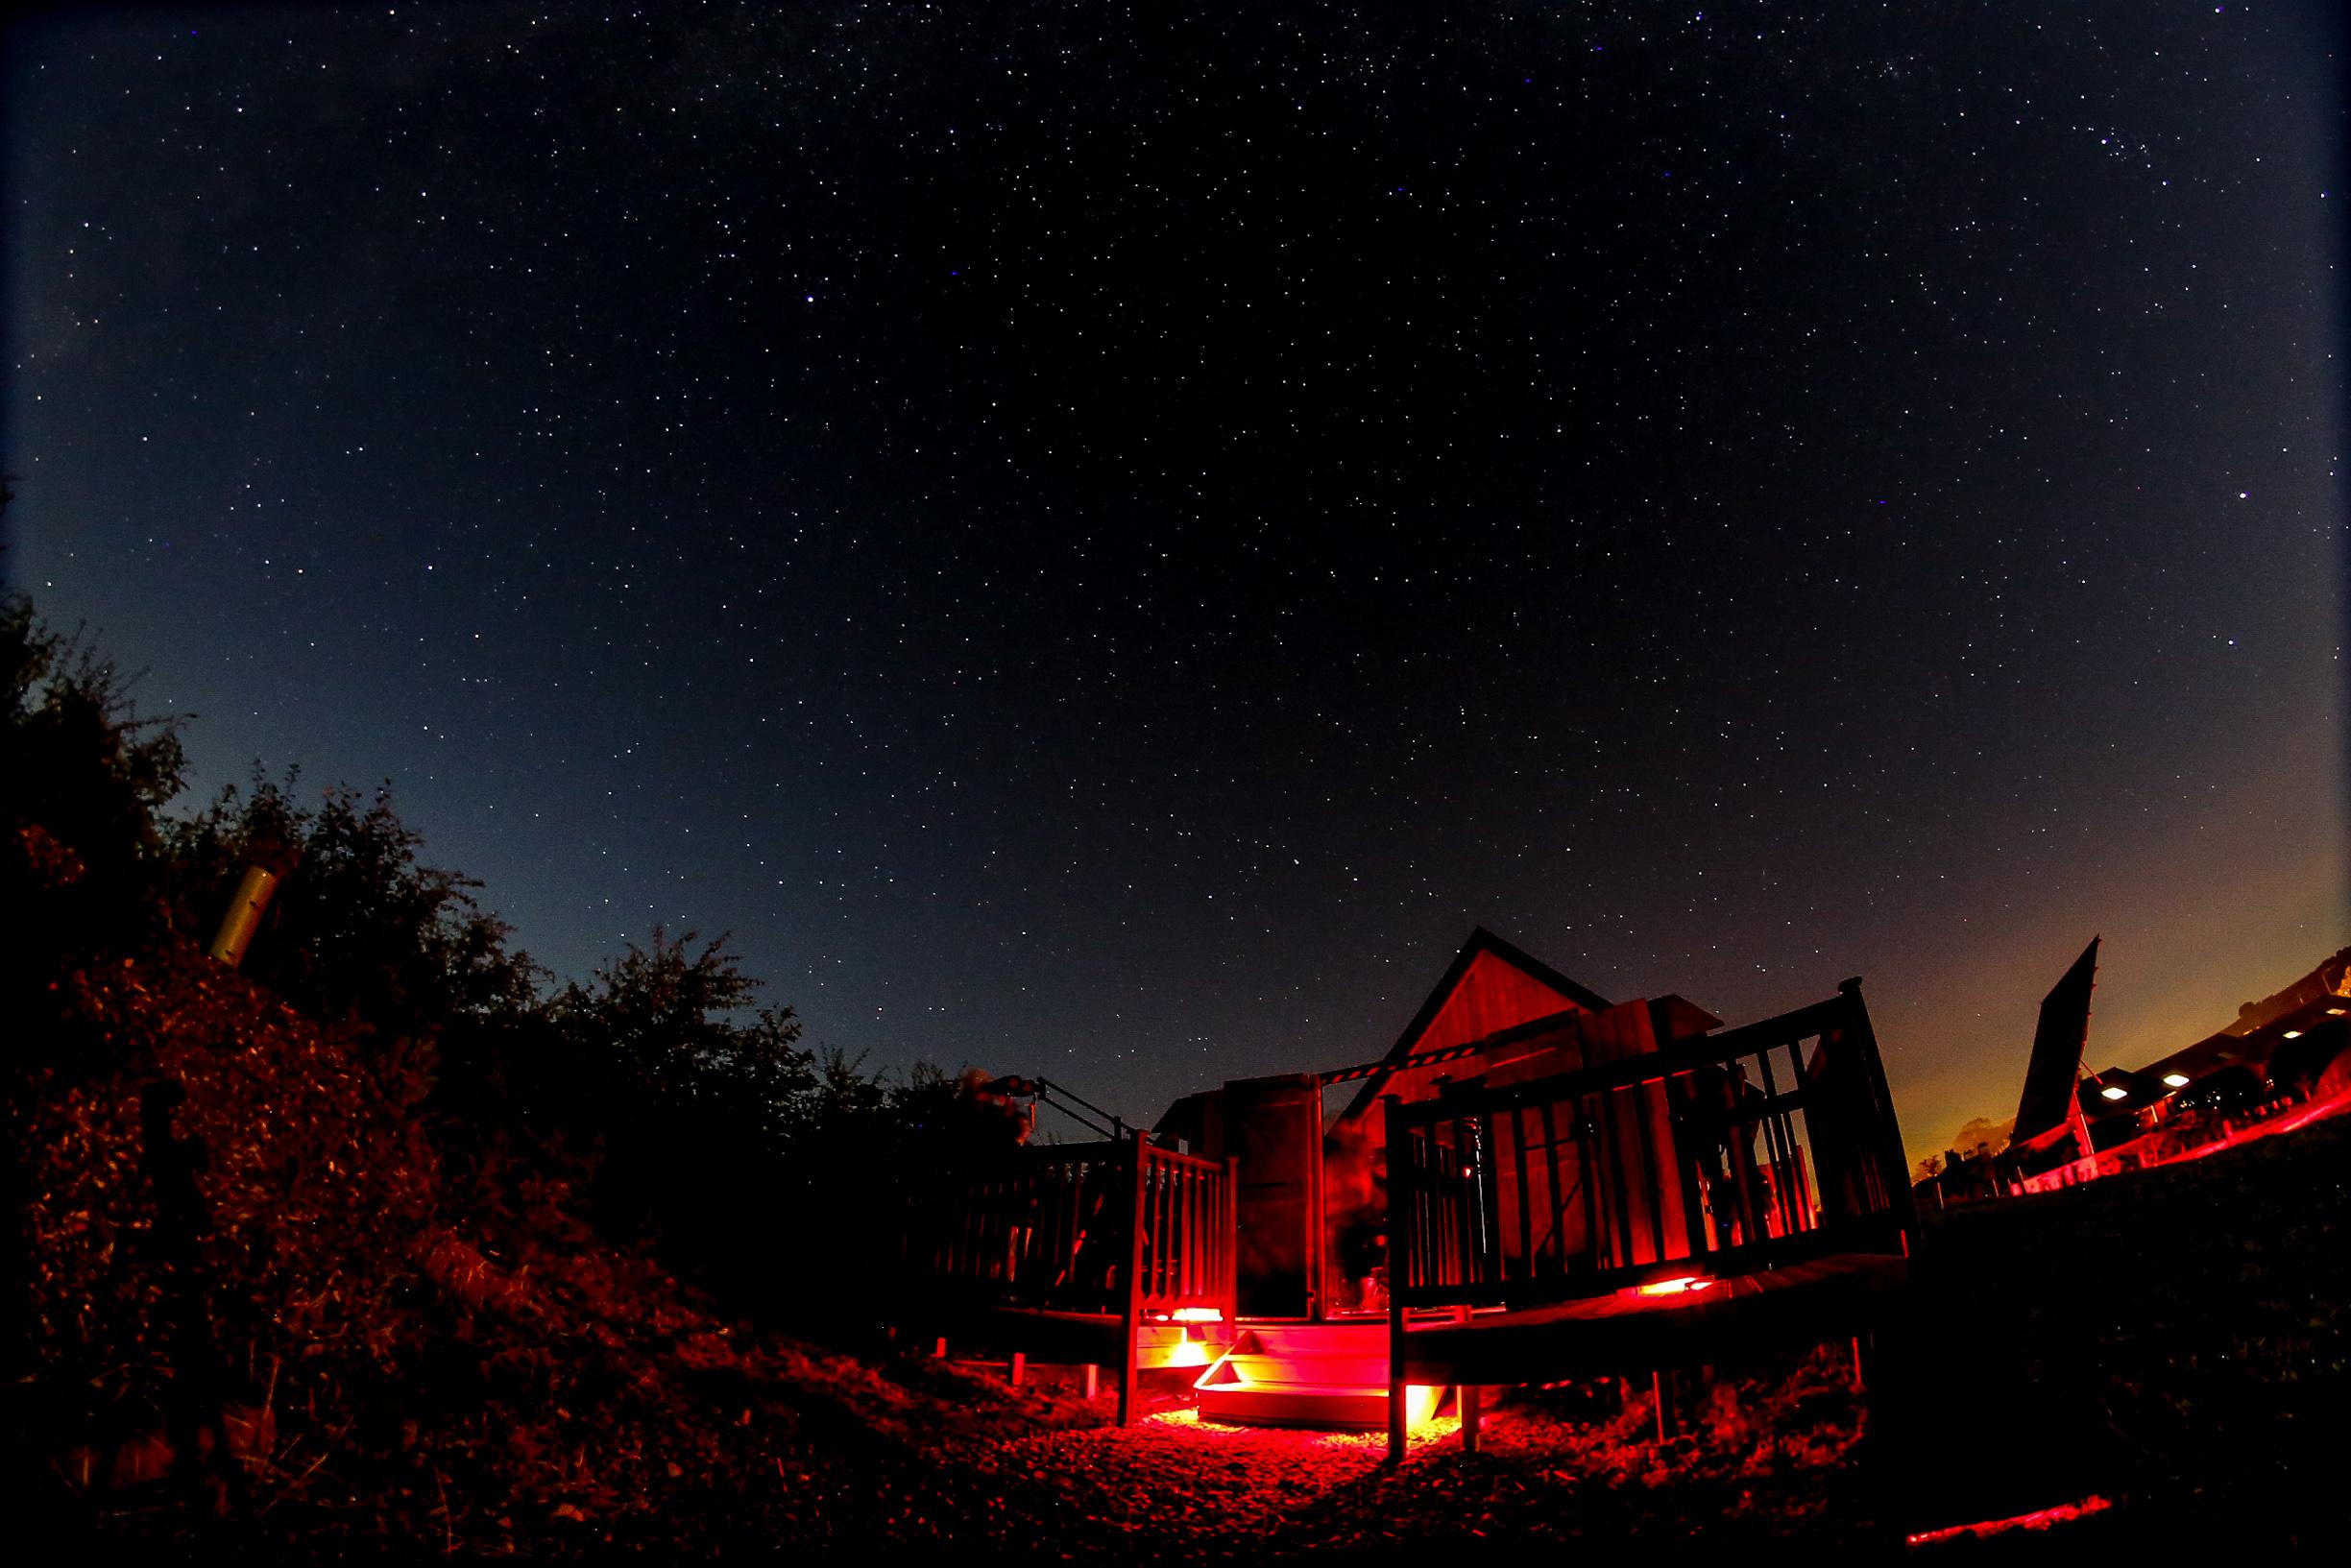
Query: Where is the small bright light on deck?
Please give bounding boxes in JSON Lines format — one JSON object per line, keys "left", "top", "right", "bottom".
{"left": 1169, "top": 1307, "right": 1224, "bottom": 1323}
{"left": 2282, "top": 1029, "right": 2303, "bottom": 1039}
{"left": 1634, "top": 1275, "right": 1713, "bottom": 1297}
{"left": 2100, "top": 1085, "right": 2129, "bottom": 1101}
{"left": 2162, "top": 1073, "right": 2191, "bottom": 1088}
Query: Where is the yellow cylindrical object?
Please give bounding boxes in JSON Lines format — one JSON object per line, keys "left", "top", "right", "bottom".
{"left": 207, "top": 864, "right": 280, "bottom": 968}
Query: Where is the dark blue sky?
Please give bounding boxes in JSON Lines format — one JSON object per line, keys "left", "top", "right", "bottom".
{"left": 7, "top": 1, "right": 2343, "bottom": 1152}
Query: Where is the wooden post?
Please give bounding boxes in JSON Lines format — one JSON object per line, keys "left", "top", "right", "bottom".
{"left": 1118, "top": 1131, "right": 1150, "bottom": 1426}
{"left": 1222, "top": 1156, "right": 1241, "bottom": 1327}
{"left": 1082, "top": 1363, "right": 1100, "bottom": 1401}
{"left": 1461, "top": 1385, "right": 1482, "bottom": 1453}
{"left": 1386, "top": 1096, "right": 1409, "bottom": 1465}
{"left": 1306, "top": 1084, "right": 1327, "bottom": 1322}
{"left": 933, "top": 1337, "right": 948, "bottom": 1360}
{"left": 1653, "top": 1369, "right": 1681, "bottom": 1442}
{"left": 1010, "top": 1351, "right": 1026, "bottom": 1388}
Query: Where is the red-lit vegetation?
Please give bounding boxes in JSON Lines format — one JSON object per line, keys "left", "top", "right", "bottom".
{"left": 7, "top": 587, "right": 2349, "bottom": 1558}
{"left": 1, "top": 591, "right": 985, "bottom": 1554}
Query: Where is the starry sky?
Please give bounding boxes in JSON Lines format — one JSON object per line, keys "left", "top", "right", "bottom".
{"left": 6, "top": 1, "right": 2344, "bottom": 1155}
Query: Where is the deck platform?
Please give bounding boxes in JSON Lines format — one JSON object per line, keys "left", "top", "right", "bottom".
{"left": 1397, "top": 1252, "right": 1906, "bottom": 1386}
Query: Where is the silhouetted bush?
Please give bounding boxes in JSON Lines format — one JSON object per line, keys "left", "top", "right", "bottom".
{"left": 1, "top": 590, "right": 978, "bottom": 1551}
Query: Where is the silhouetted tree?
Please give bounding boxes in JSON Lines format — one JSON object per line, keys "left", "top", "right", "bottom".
{"left": 1, "top": 593, "right": 187, "bottom": 992}
{"left": 163, "top": 773, "right": 543, "bottom": 1046}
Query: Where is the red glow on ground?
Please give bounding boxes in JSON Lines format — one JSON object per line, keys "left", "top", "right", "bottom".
{"left": 1153, "top": 1402, "right": 1460, "bottom": 1448}
{"left": 1904, "top": 1494, "right": 2114, "bottom": 1547}
{"left": 1162, "top": 1339, "right": 1211, "bottom": 1368}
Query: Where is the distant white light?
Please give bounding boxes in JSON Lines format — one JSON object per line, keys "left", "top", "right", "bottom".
{"left": 2162, "top": 1073, "right": 2191, "bottom": 1089}
{"left": 2282, "top": 1030, "right": 2303, "bottom": 1040}
{"left": 2100, "top": 1085, "right": 2129, "bottom": 1101}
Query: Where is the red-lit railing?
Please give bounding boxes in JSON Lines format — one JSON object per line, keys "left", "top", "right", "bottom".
{"left": 1385, "top": 980, "right": 1915, "bottom": 1311}
{"left": 905, "top": 1137, "right": 1236, "bottom": 1320}
{"left": 2014, "top": 1077, "right": 2351, "bottom": 1194}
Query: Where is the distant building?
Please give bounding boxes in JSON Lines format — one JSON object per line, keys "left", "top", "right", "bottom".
{"left": 1997, "top": 943, "right": 2351, "bottom": 1194}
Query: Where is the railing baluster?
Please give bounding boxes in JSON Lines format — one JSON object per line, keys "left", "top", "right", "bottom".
{"left": 1186, "top": 1166, "right": 1200, "bottom": 1302}
{"left": 1156, "top": 1155, "right": 1172, "bottom": 1303}
{"left": 1753, "top": 1043, "right": 1797, "bottom": 1241}
{"left": 1536, "top": 1098, "right": 1564, "bottom": 1277}
{"left": 1579, "top": 1104, "right": 1603, "bottom": 1270}
{"left": 1603, "top": 1093, "right": 1636, "bottom": 1270}
{"left": 1511, "top": 1103, "right": 1535, "bottom": 1283}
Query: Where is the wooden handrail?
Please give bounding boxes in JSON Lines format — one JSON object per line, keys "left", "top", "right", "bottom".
{"left": 904, "top": 1136, "right": 1237, "bottom": 1318}
{"left": 904, "top": 1135, "right": 1239, "bottom": 1427}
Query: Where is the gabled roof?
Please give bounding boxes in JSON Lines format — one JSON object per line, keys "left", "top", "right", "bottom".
{"left": 1338, "top": 927, "right": 1613, "bottom": 1123}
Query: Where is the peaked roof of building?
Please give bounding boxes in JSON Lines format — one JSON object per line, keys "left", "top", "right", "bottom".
{"left": 1337, "top": 926, "right": 1613, "bottom": 1123}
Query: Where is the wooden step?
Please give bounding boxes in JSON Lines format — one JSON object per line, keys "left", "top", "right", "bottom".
{"left": 1196, "top": 1379, "right": 1443, "bottom": 1429}
{"left": 1192, "top": 1324, "right": 1446, "bottom": 1430}
{"left": 1206, "top": 1351, "right": 1391, "bottom": 1387}
{"left": 1225, "top": 1322, "right": 1389, "bottom": 1354}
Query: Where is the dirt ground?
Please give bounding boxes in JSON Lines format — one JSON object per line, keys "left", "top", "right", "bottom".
{"left": 44, "top": 1097, "right": 2343, "bottom": 1561}
{"left": 812, "top": 1110, "right": 2351, "bottom": 1563}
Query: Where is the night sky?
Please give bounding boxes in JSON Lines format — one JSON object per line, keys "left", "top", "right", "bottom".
{"left": 6, "top": 1, "right": 2343, "bottom": 1155}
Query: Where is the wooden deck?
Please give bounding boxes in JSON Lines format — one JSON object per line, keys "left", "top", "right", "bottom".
{"left": 901, "top": 1135, "right": 1238, "bottom": 1421}
{"left": 1397, "top": 1252, "right": 1906, "bottom": 1386}
{"left": 1383, "top": 980, "right": 1918, "bottom": 1458}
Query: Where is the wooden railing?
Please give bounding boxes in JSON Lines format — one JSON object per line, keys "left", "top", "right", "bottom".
{"left": 903, "top": 1134, "right": 1236, "bottom": 1423}
{"left": 904, "top": 1136, "right": 1236, "bottom": 1321}
{"left": 1131, "top": 1139, "right": 1238, "bottom": 1317}
{"left": 1386, "top": 979, "right": 1914, "bottom": 1312}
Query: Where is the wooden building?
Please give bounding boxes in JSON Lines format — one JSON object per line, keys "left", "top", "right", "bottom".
{"left": 901, "top": 928, "right": 1918, "bottom": 1447}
